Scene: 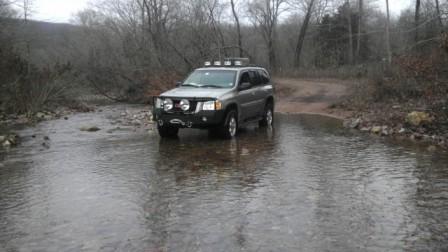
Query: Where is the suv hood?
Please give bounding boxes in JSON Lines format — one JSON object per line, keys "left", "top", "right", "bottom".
{"left": 160, "top": 87, "right": 232, "bottom": 99}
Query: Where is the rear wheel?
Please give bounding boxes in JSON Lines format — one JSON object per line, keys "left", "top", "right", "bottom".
{"left": 218, "top": 110, "right": 238, "bottom": 139}
{"left": 259, "top": 103, "right": 274, "bottom": 127}
{"left": 157, "top": 125, "right": 179, "bottom": 138}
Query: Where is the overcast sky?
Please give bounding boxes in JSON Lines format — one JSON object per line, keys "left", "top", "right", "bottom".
{"left": 31, "top": 0, "right": 412, "bottom": 23}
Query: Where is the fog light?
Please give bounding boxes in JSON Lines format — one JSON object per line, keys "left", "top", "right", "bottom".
{"left": 202, "top": 117, "right": 207, "bottom": 122}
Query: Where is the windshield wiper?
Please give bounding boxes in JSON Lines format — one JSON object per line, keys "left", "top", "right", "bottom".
{"left": 182, "top": 83, "right": 201, "bottom": 87}
{"left": 200, "top": 84, "right": 224, "bottom": 88}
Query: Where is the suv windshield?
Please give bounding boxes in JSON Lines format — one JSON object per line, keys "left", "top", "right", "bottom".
{"left": 182, "top": 70, "right": 237, "bottom": 88}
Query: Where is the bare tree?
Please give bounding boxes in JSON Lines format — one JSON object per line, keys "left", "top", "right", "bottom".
{"left": 248, "top": 0, "right": 286, "bottom": 71}
{"left": 415, "top": 0, "right": 421, "bottom": 42}
{"left": 293, "top": 0, "right": 315, "bottom": 68}
{"left": 435, "top": 0, "right": 443, "bottom": 28}
{"left": 346, "top": 0, "right": 354, "bottom": 64}
{"left": 356, "top": 0, "right": 363, "bottom": 62}
{"left": 230, "top": 0, "right": 243, "bottom": 57}
{"left": 205, "top": 0, "right": 227, "bottom": 57}
{"left": 385, "top": 0, "right": 391, "bottom": 65}
{"left": 22, "top": 0, "right": 32, "bottom": 21}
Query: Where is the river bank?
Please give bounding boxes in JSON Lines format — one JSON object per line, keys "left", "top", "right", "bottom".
{"left": 274, "top": 77, "right": 447, "bottom": 150}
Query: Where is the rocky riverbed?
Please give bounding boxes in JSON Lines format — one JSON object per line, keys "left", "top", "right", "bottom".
{"left": 0, "top": 103, "right": 155, "bottom": 150}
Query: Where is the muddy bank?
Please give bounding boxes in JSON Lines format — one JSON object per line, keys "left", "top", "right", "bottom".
{"left": 274, "top": 77, "right": 352, "bottom": 119}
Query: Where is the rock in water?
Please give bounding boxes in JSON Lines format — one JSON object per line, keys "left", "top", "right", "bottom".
{"left": 360, "top": 127, "right": 371, "bottom": 132}
{"left": 2, "top": 140, "right": 11, "bottom": 147}
{"left": 0, "top": 135, "right": 5, "bottom": 142}
{"left": 80, "top": 126, "right": 101, "bottom": 132}
{"left": 349, "top": 118, "right": 362, "bottom": 129}
{"left": 427, "top": 145, "right": 437, "bottom": 152}
{"left": 371, "top": 126, "right": 382, "bottom": 134}
{"left": 406, "top": 112, "right": 433, "bottom": 126}
{"left": 36, "top": 112, "right": 46, "bottom": 119}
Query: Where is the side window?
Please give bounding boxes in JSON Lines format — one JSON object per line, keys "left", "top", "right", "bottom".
{"left": 249, "top": 71, "right": 262, "bottom": 86}
{"left": 258, "top": 70, "right": 270, "bottom": 84}
{"left": 240, "top": 72, "right": 250, "bottom": 84}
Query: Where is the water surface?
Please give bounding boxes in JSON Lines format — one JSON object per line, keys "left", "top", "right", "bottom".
{"left": 0, "top": 105, "right": 447, "bottom": 252}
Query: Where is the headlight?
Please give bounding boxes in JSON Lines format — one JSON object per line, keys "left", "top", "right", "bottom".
{"left": 202, "top": 100, "right": 223, "bottom": 111}
{"left": 203, "top": 101, "right": 215, "bottom": 110}
{"left": 163, "top": 98, "right": 173, "bottom": 111}
{"left": 180, "top": 99, "right": 190, "bottom": 111}
{"left": 155, "top": 98, "right": 162, "bottom": 109}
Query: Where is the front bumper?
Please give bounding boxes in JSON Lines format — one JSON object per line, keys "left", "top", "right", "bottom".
{"left": 153, "top": 109, "right": 226, "bottom": 129}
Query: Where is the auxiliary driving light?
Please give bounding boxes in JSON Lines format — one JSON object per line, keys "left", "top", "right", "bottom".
{"left": 180, "top": 99, "right": 190, "bottom": 111}
{"left": 163, "top": 98, "right": 173, "bottom": 111}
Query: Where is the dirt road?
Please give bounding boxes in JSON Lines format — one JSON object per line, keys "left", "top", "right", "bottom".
{"left": 274, "top": 78, "right": 352, "bottom": 119}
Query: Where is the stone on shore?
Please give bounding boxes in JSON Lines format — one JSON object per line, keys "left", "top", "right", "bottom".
{"left": 406, "top": 112, "right": 432, "bottom": 126}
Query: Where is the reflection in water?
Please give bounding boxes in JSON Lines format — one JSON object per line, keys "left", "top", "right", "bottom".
{"left": 0, "top": 106, "right": 447, "bottom": 252}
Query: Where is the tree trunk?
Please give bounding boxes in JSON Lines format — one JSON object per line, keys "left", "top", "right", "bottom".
{"left": 385, "top": 0, "right": 392, "bottom": 65}
{"left": 435, "top": 0, "right": 443, "bottom": 29}
{"left": 294, "top": 0, "right": 315, "bottom": 68}
{"left": 346, "top": 0, "right": 354, "bottom": 65}
{"left": 230, "top": 0, "right": 243, "bottom": 57}
{"left": 356, "top": 0, "right": 363, "bottom": 62}
{"left": 268, "top": 34, "right": 277, "bottom": 72}
{"left": 415, "top": 0, "right": 421, "bottom": 42}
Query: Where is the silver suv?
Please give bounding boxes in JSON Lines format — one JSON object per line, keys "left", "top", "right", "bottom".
{"left": 153, "top": 59, "right": 275, "bottom": 138}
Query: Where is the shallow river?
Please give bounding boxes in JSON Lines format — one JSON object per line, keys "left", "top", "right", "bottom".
{"left": 0, "top": 105, "right": 447, "bottom": 252}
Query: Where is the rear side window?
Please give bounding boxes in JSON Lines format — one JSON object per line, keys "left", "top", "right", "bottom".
{"left": 258, "top": 70, "right": 270, "bottom": 84}
{"left": 249, "top": 71, "right": 262, "bottom": 86}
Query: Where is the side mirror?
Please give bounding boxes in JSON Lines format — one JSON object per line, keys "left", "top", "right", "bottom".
{"left": 239, "top": 82, "right": 251, "bottom": 91}
{"left": 176, "top": 81, "right": 182, "bottom": 87}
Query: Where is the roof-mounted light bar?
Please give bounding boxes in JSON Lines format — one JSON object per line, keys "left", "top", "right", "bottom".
{"left": 204, "top": 58, "right": 251, "bottom": 67}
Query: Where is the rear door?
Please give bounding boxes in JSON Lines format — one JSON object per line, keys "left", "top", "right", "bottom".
{"left": 248, "top": 70, "right": 268, "bottom": 117}
{"left": 257, "top": 68, "right": 274, "bottom": 97}
{"left": 236, "top": 71, "right": 259, "bottom": 121}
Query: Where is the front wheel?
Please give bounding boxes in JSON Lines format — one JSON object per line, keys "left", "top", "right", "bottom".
{"left": 218, "top": 110, "right": 238, "bottom": 139}
{"left": 259, "top": 103, "right": 274, "bottom": 127}
{"left": 157, "top": 125, "right": 179, "bottom": 138}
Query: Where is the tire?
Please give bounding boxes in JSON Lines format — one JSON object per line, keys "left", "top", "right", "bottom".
{"left": 157, "top": 125, "right": 179, "bottom": 138}
{"left": 218, "top": 110, "right": 238, "bottom": 139}
{"left": 259, "top": 102, "right": 274, "bottom": 127}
